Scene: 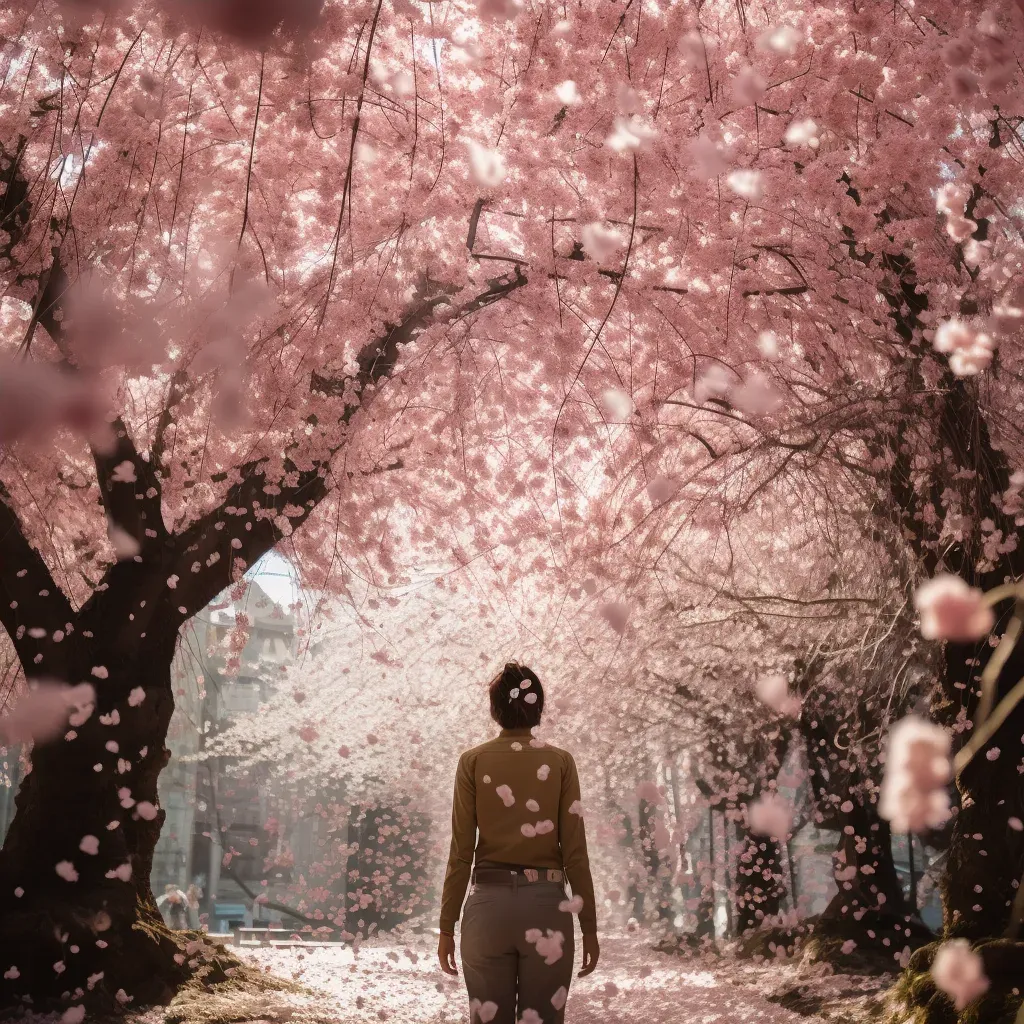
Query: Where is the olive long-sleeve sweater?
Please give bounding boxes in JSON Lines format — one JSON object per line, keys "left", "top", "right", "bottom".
{"left": 439, "top": 727, "right": 597, "bottom": 935}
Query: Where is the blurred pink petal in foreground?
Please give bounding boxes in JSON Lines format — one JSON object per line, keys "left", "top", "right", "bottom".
{"left": 0, "top": 682, "right": 96, "bottom": 745}
{"left": 931, "top": 939, "right": 989, "bottom": 1010}
{"left": 914, "top": 574, "right": 994, "bottom": 642}
{"left": 879, "top": 716, "right": 952, "bottom": 833}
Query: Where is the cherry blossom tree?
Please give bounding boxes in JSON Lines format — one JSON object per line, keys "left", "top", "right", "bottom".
{"left": 0, "top": 0, "right": 1023, "bottom": 1019}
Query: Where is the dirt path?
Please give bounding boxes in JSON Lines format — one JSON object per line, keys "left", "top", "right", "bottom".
{"left": 125, "top": 933, "right": 887, "bottom": 1024}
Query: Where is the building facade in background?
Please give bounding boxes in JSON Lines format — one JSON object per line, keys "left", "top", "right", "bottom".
{"left": 152, "top": 578, "right": 335, "bottom": 932}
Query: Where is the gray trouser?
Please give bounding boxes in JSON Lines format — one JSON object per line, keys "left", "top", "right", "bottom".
{"left": 460, "top": 879, "right": 575, "bottom": 1024}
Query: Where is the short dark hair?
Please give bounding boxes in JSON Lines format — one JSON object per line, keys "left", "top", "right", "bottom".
{"left": 488, "top": 662, "right": 544, "bottom": 730}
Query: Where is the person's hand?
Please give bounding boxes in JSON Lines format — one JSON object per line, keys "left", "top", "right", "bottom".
{"left": 438, "top": 932, "right": 458, "bottom": 976}
{"left": 578, "top": 933, "right": 600, "bottom": 976}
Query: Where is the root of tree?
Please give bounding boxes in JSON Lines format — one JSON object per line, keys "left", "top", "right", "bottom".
{"left": 886, "top": 939, "right": 1024, "bottom": 1024}
{"left": 0, "top": 912, "right": 297, "bottom": 1021}
{"left": 159, "top": 970, "right": 314, "bottom": 1024}
{"left": 655, "top": 907, "right": 934, "bottom": 975}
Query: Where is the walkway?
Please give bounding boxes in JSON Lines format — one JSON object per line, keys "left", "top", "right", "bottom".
{"left": 144, "top": 933, "right": 882, "bottom": 1024}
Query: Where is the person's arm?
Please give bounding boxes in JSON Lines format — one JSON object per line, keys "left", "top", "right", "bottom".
{"left": 438, "top": 751, "right": 477, "bottom": 935}
{"left": 558, "top": 751, "right": 597, "bottom": 935}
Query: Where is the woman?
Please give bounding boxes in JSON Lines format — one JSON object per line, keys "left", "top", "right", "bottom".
{"left": 437, "top": 663, "right": 600, "bottom": 1024}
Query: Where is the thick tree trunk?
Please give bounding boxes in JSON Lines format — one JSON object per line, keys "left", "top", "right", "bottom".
{"left": 796, "top": 681, "right": 932, "bottom": 961}
{"left": 892, "top": 636, "right": 1024, "bottom": 1023}
{"left": 887, "top": 382, "right": 1024, "bottom": 1021}
{"left": 0, "top": 625, "right": 232, "bottom": 1013}
{"left": 939, "top": 638, "right": 1024, "bottom": 943}
{"left": 637, "top": 796, "right": 675, "bottom": 926}
{"left": 819, "top": 802, "right": 910, "bottom": 937}
{"left": 695, "top": 806, "right": 716, "bottom": 939}
{"left": 836, "top": 174, "right": 1024, "bottom": 1014}
{"left": 733, "top": 828, "right": 785, "bottom": 934}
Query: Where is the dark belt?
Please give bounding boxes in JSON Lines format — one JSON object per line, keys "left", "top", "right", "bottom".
{"left": 472, "top": 867, "right": 564, "bottom": 885}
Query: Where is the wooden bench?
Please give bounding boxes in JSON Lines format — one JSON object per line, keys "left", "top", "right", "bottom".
{"left": 235, "top": 927, "right": 347, "bottom": 947}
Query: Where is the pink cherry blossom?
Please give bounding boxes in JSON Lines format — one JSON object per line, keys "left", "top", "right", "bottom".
{"left": 914, "top": 575, "right": 994, "bottom": 641}
{"left": 0, "top": 683, "right": 96, "bottom": 746}
{"left": 607, "top": 116, "right": 656, "bottom": 153}
{"left": 931, "top": 939, "right": 990, "bottom": 1010}
{"left": 726, "top": 169, "right": 763, "bottom": 200}
{"left": 554, "top": 81, "right": 579, "bottom": 105}
{"left": 755, "top": 674, "right": 801, "bottom": 718}
{"left": 466, "top": 141, "right": 506, "bottom": 189}
{"left": 784, "top": 118, "right": 819, "bottom": 147}
{"left": 599, "top": 601, "right": 631, "bottom": 634}
{"left": 748, "top": 794, "right": 794, "bottom": 840}
{"left": 646, "top": 476, "right": 677, "bottom": 503}
{"left": 580, "top": 223, "right": 624, "bottom": 261}
{"left": 135, "top": 802, "right": 158, "bottom": 821}
{"left": 55, "top": 861, "right": 78, "bottom": 882}
{"left": 757, "top": 24, "right": 800, "bottom": 55}
{"left": 879, "top": 717, "right": 953, "bottom": 833}
{"left": 932, "top": 320, "right": 996, "bottom": 376}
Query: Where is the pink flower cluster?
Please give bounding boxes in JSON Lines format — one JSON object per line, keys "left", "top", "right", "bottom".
{"left": 879, "top": 716, "right": 952, "bottom": 833}
{"left": 932, "top": 319, "right": 996, "bottom": 377}
{"left": 524, "top": 927, "right": 564, "bottom": 965}
{"left": 748, "top": 793, "right": 794, "bottom": 840}
{"left": 0, "top": 682, "right": 96, "bottom": 746}
{"left": 931, "top": 939, "right": 990, "bottom": 1010}
{"left": 914, "top": 575, "right": 994, "bottom": 642}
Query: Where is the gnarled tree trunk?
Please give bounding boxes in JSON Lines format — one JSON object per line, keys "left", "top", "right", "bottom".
{"left": 734, "top": 828, "right": 785, "bottom": 935}
{"left": 939, "top": 638, "right": 1024, "bottom": 944}
{"left": 0, "top": 556, "right": 242, "bottom": 1013}
{"left": 0, "top": 646, "right": 188, "bottom": 1009}
{"left": 863, "top": 182, "right": 1024, "bottom": 1020}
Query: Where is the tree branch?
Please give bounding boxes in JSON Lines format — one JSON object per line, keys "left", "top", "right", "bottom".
{"left": 166, "top": 266, "right": 528, "bottom": 622}
{"left": 220, "top": 864, "right": 325, "bottom": 929}
{"left": 35, "top": 255, "right": 169, "bottom": 556}
{"left": 0, "top": 480, "right": 75, "bottom": 677}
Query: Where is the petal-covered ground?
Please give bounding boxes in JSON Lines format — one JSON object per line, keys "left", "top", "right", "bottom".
{"left": 126, "top": 933, "right": 888, "bottom": 1024}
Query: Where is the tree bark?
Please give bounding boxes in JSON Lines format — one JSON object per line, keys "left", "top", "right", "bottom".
{"left": 733, "top": 828, "right": 785, "bottom": 934}
{"left": 0, "top": 627, "right": 198, "bottom": 1011}
{"left": 898, "top": 380, "right": 1024, "bottom": 947}
{"left": 696, "top": 806, "right": 715, "bottom": 940}
{"left": 819, "top": 801, "right": 910, "bottom": 937}
{"left": 939, "top": 638, "right": 1024, "bottom": 943}
{"left": 838, "top": 212, "right": 1024, "bottom": 1015}
{"left": 853, "top": 172, "right": 1024, "bottom": 956}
